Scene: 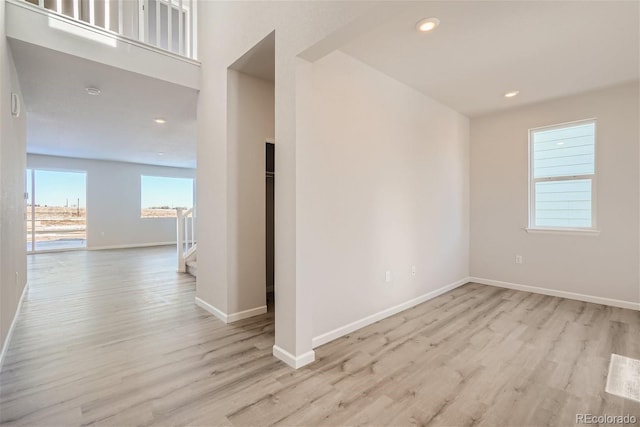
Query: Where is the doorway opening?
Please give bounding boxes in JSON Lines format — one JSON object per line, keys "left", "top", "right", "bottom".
{"left": 26, "top": 168, "right": 87, "bottom": 252}
{"left": 226, "top": 30, "right": 275, "bottom": 318}
{"left": 266, "top": 141, "right": 275, "bottom": 305}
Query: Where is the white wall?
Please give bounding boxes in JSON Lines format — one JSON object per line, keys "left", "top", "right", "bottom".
{"left": 1, "top": 0, "right": 28, "bottom": 363}
{"left": 197, "top": 1, "right": 407, "bottom": 365}
{"left": 297, "top": 51, "right": 470, "bottom": 341}
{"left": 27, "top": 154, "right": 195, "bottom": 249}
{"left": 470, "top": 82, "right": 640, "bottom": 305}
{"left": 226, "top": 70, "right": 274, "bottom": 314}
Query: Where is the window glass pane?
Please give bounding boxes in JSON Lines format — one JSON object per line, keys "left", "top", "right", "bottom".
{"left": 141, "top": 175, "right": 193, "bottom": 218}
{"left": 33, "top": 170, "right": 87, "bottom": 251}
{"left": 535, "top": 179, "right": 592, "bottom": 228}
{"left": 533, "top": 122, "right": 595, "bottom": 179}
{"left": 26, "top": 169, "right": 32, "bottom": 252}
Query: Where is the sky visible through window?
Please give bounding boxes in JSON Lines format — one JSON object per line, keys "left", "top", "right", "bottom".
{"left": 28, "top": 170, "right": 86, "bottom": 208}
{"left": 141, "top": 175, "right": 193, "bottom": 209}
{"left": 26, "top": 171, "right": 193, "bottom": 210}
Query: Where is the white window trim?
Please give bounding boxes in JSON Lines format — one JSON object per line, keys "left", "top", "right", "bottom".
{"left": 523, "top": 227, "right": 600, "bottom": 236}
{"left": 527, "top": 118, "right": 599, "bottom": 233}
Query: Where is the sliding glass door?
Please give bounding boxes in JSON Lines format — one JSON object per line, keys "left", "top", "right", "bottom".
{"left": 26, "top": 169, "right": 87, "bottom": 252}
{"left": 26, "top": 169, "right": 33, "bottom": 252}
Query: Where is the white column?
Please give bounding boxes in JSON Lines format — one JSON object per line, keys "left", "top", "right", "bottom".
{"left": 142, "top": 0, "right": 149, "bottom": 43}
{"left": 176, "top": 208, "right": 185, "bottom": 272}
{"left": 89, "top": 0, "right": 95, "bottom": 25}
{"left": 118, "top": 0, "right": 123, "bottom": 34}
{"left": 167, "top": 0, "right": 172, "bottom": 52}
{"left": 191, "top": 0, "right": 197, "bottom": 59}
{"left": 188, "top": 0, "right": 193, "bottom": 58}
{"left": 105, "top": 0, "right": 110, "bottom": 31}
{"left": 155, "top": 0, "right": 160, "bottom": 48}
{"left": 272, "top": 58, "right": 315, "bottom": 369}
{"left": 178, "top": 0, "right": 183, "bottom": 55}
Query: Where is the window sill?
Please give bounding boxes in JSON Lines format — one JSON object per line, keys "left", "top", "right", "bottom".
{"left": 523, "top": 227, "right": 600, "bottom": 236}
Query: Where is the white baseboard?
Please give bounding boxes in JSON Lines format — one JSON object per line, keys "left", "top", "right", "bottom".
{"left": 311, "top": 276, "right": 471, "bottom": 349}
{"left": 272, "top": 345, "right": 315, "bottom": 369}
{"left": 27, "top": 247, "right": 86, "bottom": 254}
{"left": 0, "top": 283, "right": 28, "bottom": 371}
{"left": 88, "top": 242, "right": 175, "bottom": 251}
{"left": 195, "top": 297, "right": 228, "bottom": 323}
{"left": 470, "top": 277, "right": 640, "bottom": 311}
{"left": 195, "top": 297, "right": 267, "bottom": 323}
{"left": 227, "top": 306, "right": 267, "bottom": 322}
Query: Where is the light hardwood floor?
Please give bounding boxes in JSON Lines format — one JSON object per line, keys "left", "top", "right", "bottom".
{"left": 1, "top": 246, "right": 638, "bottom": 426}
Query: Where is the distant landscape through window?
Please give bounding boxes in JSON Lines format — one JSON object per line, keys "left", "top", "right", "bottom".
{"left": 26, "top": 169, "right": 87, "bottom": 252}
{"left": 141, "top": 175, "right": 194, "bottom": 218}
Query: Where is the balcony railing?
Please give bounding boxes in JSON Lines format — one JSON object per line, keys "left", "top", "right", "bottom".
{"left": 176, "top": 207, "right": 196, "bottom": 273}
{"left": 24, "top": 0, "right": 197, "bottom": 59}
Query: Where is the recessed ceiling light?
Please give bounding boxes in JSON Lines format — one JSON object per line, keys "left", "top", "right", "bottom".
{"left": 154, "top": 118, "right": 166, "bottom": 124}
{"left": 416, "top": 18, "right": 440, "bottom": 33}
{"left": 556, "top": 142, "right": 565, "bottom": 146}
{"left": 504, "top": 90, "right": 520, "bottom": 98}
{"left": 157, "top": 152, "right": 165, "bottom": 155}
{"left": 85, "top": 87, "right": 101, "bottom": 96}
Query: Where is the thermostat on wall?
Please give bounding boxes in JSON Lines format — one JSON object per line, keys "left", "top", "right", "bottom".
{"left": 11, "top": 92, "right": 20, "bottom": 117}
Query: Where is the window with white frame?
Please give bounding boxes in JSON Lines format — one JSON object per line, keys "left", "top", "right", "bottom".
{"left": 529, "top": 119, "right": 596, "bottom": 230}
{"left": 141, "top": 175, "right": 194, "bottom": 218}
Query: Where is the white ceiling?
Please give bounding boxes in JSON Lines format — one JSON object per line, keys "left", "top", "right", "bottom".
{"left": 10, "top": 39, "right": 198, "bottom": 168}
{"left": 230, "top": 31, "right": 275, "bottom": 82}
{"left": 9, "top": 1, "right": 638, "bottom": 167}
{"left": 340, "top": 1, "right": 640, "bottom": 117}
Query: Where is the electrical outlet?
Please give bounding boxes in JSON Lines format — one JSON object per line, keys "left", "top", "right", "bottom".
{"left": 385, "top": 271, "right": 391, "bottom": 283}
{"left": 515, "top": 255, "right": 523, "bottom": 264}
{"left": 411, "top": 265, "right": 416, "bottom": 277}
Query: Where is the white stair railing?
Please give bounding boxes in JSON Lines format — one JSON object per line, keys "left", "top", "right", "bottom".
{"left": 23, "top": 0, "right": 198, "bottom": 60}
{"left": 176, "top": 207, "right": 196, "bottom": 272}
